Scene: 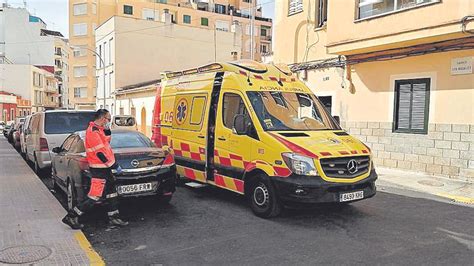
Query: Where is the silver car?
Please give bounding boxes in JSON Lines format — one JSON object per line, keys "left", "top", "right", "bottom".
{"left": 25, "top": 110, "right": 95, "bottom": 175}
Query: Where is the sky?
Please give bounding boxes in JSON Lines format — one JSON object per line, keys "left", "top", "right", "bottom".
{"left": 1, "top": 0, "right": 275, "bottom": 39}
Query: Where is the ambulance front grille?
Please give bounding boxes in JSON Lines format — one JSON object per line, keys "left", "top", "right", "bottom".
{"left": 320, "top": 156, "right": 370, "bottom": 179}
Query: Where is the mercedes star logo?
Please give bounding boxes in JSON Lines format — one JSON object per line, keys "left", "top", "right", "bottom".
{"left": 347, "top": 159, "right": 358, "bottom": 174}
{"left": 131, "top": 159, "right": 139, "bottom": 168}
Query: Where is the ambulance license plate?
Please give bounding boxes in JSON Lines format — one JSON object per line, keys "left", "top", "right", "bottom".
{"left": 339, "top": 191, "right": 364, "bottom": 202}
{"left": 118, "top": 183, "right": 152, "bottom": 195}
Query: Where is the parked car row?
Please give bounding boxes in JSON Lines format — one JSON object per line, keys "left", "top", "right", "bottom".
{"left": 5, "top": 110, "right": 177, "bottom": 214}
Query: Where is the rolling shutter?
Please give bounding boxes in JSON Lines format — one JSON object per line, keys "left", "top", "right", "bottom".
{"left": 289, "top": 0, "right": 303, "bottom": 16}
{"left": 394, "top": 79, "right": 430, "bottom": 134}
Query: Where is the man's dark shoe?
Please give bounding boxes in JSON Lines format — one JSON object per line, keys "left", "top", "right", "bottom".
{"left": 62, "top": 215, "right": 84, "bottom": 230}
{"left": 109, "top": 217, "right": 129, "bottom": 226}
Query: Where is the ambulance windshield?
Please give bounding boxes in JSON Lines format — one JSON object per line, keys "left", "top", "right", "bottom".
{"left": 247, "top": 91, "right": 340, "bottom": 131}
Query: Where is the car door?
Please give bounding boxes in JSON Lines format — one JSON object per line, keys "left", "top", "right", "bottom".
{"left": 26, "top": 114, "right": 39, "bottom": 161}
{"left": 172, "top": 93, "right": 210, "bottom": 183}
{"left": 213, "top": 90, "right": 258, "bottom": 194}
{"left": 54, "top": 135, "right": 76, "bottom": 185}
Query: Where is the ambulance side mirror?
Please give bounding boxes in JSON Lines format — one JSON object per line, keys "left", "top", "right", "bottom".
{"left": 52, "top": 147, "right": 62, "bottom": 154}
{"left": 233, "top": 114, "right": 247, "bottom": 135}
{"left": 333, "top": 115, "right": 341, "bottom": 125}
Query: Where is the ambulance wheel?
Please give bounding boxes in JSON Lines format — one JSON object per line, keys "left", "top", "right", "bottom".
{"left": 67, "top": 179, "right": 77, "bottom": 212}
{"left": 249, "top": 175, "right": 281, "bottom": 218}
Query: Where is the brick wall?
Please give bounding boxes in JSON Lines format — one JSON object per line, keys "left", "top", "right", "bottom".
{"left": 340, "top": 121, "right": 474, "bottom": 181}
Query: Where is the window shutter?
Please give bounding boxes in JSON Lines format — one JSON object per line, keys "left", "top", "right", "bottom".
{"left": 289, "top": 0, "right": 303, "bottom": 16}
{"left": 397, "top": 83, "right": 411, "bottom": 130}
{"left": 394, "top": 79, "right": 430, "bottom": 134}
{"left": 411, "top": 82, "right": 428, "bottom": 130}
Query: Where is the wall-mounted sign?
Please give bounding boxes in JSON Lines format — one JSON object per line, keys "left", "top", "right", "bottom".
{"left": 451, "top": 57, "right": 473, "bottom": 75}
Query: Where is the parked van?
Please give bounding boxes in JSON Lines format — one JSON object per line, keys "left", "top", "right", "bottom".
{"left": 152, "top": 60, "right": 377, "bottom": 218}
{"left": 25, "top": 110, "right": 95, "bottom": 174}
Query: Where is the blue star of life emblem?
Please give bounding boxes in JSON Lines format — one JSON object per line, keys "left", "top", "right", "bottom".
{"left": 176, "top": 100, "right": 187, "bottom": 124}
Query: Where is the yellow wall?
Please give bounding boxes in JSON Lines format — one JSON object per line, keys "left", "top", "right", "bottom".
{"left": 326, "top": 0, "right": 474, "bottom": 54}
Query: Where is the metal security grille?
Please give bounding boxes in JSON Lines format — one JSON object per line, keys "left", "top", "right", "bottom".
{"left": 394, "top": 78, "right": 431, "bottom": 134}
{"left": 320, "top": 156, "right": 370, "bottom": 178}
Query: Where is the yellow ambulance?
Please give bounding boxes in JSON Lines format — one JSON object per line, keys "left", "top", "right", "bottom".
{"left": 152, "top": 60, "right": 376, "bottom": 218}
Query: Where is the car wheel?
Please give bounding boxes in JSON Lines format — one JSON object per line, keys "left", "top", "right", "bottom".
{"left": 249, "top": 175, "right": 282, "bottom": 218}
{"left": 67, "top": 179, "right": 77, "bottom": 212}
{"left": 157, "top": 194, "right": 172, "bottom": 205}
{"left": 50, "top": 169, "right": 60, "bottom": 191}
{"left": 34, "top": 154, "right": 41, "bottom": 175}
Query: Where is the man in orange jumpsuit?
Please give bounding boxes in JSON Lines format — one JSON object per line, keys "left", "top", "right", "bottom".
{"left": 62, "top": 109, "right": 128, "bottom": 229}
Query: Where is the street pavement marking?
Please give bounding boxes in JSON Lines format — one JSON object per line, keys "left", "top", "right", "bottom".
{"left": 436, "top": 193, "right": 474, "bottom": 205}
{"left": 74, "top": 232, "right": 105, "bottom": 266}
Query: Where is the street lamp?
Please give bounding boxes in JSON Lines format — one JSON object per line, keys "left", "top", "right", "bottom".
{"left": 71, "top": 46, "right": 106, "bottom": 109}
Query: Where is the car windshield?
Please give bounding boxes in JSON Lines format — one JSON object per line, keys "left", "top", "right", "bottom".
{"left": 45, "top": 112, "right": 95, "bottom": 134}
{"left": 246, "top": 91, "right": 340, "bottom": 131}
{"left": 110, "top": 132, "right": 155, "bottom": 149}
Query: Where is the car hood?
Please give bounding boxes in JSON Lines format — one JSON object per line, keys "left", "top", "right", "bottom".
{"left": 269, "top": 131, "right": 369, "bottom": 157}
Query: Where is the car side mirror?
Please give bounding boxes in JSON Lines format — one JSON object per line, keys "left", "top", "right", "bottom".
{"left": 333, "top": 115, "right": 341, "bottom": 125}
{"left": 52, "top": 147, "right": 62, "bottom": 154}
{"left": 233, "top": 114, "right": 247, "bottom": 135}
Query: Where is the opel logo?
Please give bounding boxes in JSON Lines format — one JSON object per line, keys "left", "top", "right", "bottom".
{"left": 131, "top": 159, "right": 139, "bottom": 168}
{"left": 347, "top": 159, "right": 358, "bottom": 174}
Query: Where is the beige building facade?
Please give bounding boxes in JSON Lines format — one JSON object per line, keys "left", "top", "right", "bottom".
{"left": 68, "top": 0, "right": 272, "bottom": 110}
{"left": 0, "top": 65, "right": 60, "bottom": 113}
{"left": 274, "top": 0, "right": 474, "bottom": 180}
{"left": 95, "top": 15, "right": 242, "bottom": 136}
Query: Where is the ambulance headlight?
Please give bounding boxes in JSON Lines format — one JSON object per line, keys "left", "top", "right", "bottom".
{"left": 282, "top": 153, "right": 319, "bottom": 176}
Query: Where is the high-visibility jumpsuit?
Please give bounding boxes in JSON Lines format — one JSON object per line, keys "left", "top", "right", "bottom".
{"left": 72, "top": 122, "right": 120, "bottom": 218}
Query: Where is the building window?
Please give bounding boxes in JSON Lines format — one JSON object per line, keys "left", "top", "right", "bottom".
{"left": 109, "top": 38, "right": 113, "bottom": 66}
{"left": 243, "top": 0, "right": 252, "bottom": 3}
{"left": 316, "top": 0, "right": 328, "bottom": 27}
{"left": 92, "top": 3, "right": 97, "bottom": 14}
{"left": 73, "top": 23, "right": 87, "bottom": 36}
{"left": 358, "top": 0, "right": 439, "bottom": 20}
{"left": 215, "top": 20, "right": 229, "bottom": 32}
{"left": 73, "top": 45, "right": 87, "bottom": 57}
{"left": 124, "top": 5, "right": 133, "bottom": 15}
{"left": 183, "top": 15, "right": 191, "bottom": 24}
{"left": 260, "top": 44, "right": 269, "bottom": 54}
{"left": 393, "top": 78, "right": 430, "bottom": 134}
{"left": 74, "top": 87, "right": 88, "bottom": 98}
{"left": 157, "top": 0, "right": 167, "bottom": 3}
{"left": 73, "top": 66, "right": 87, "bottom": 78}
{"left": 201, "top": 17, "right": 209, "bottom": 26}
{"left": 215, "top": 4, "right": 226, "bottom": 14}
{"left": 73, "top": 3, "right": 87, "bottom": 16}
{"left": 142, "top": 8, "right": 158, "bottom": 20}
{"left": 288, "top": 0, "right": 303, "bottom": 16}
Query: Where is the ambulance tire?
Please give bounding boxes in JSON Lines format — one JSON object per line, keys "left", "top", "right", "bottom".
{"left": 249, "top": 175, "right": 281, "bottom": 218}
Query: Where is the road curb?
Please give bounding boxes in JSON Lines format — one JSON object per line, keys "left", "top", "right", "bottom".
{"left": 436, "top": 193, "right": 474, "bottom": 205}
{"left": 74, "top": 232, "right": 105, "bottom": 266}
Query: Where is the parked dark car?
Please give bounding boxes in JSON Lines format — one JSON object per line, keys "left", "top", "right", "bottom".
{"left": 51, "top": 129, "right": 176, "bottom": 212}
{"left": 3, "top": 124, "right": 11, "bottom": 138}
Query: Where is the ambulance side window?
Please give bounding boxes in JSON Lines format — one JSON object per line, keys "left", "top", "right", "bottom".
{"left": 222, "top": 93, "right": 248, "bottom": 129}
{"left": 61, "top": 135, "right": 77, "bottom": 152}
{"left": 189, "top": 96, "right": 206, "bottom": 126}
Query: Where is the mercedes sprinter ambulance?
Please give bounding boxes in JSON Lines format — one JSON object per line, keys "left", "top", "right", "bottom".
{"left": 152, "top": 60, "right": 376, "bottom": 218}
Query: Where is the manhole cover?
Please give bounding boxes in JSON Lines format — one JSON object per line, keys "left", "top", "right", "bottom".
{"left": 418, "top": 180, "right": 445, "bottom": 187}
{"left": 0, "top": 245, "right": 52, "bottom": 264}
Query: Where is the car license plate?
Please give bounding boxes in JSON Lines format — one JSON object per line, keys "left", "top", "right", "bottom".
{"left": 340, "top": 191, "right": 364, "bottom": 202}
{"left": 118, "top": 183, "right": 153, "bottom": 195}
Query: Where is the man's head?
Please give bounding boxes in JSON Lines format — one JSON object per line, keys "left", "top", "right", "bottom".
{"left": 94, "top": 109, "right": 111, "bottom": 127}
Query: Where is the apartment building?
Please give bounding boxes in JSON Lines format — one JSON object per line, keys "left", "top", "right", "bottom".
{"left": 94, "top": 15, "right": 242, "bottom": 127}
{"left": 0, "top": 5, "right": 69, "bottom": 109}
{"left": 68, "top": 0, "right": 273, "bottom": 110}
{"left": 274, "top": 0, "right": 474, "bottom": 180}
{"left": 0, "top": 65, "right": 60, "bottom": 113}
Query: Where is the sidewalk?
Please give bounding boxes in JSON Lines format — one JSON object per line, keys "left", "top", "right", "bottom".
{"left": 0, "top": 138, "right": 103, "bottom": 265}
{"left": 376, "top": 166, "right": 474, "bottom": 206}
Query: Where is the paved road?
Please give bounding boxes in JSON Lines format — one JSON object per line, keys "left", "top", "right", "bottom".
{"left": 41, "top": 179, "right": 474, "bottom": 265}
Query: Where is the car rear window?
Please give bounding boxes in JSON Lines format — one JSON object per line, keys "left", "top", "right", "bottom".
{"left": 44, "top": 112, "right": 95, "bottom": 134}
{"left": 110, "top": 132, "right": 154, "bottom": 149}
